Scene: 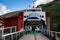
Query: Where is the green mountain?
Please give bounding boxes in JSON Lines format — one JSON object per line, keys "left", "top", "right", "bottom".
{"left": 37, "top": 1, "right": 60, "bottom": 32}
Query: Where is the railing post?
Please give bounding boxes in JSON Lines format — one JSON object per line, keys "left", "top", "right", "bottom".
{"left": 51, "top": 32, "right": 53, "bottom": 37}
{"left": 10, "top": 27, "right": 12, "bottom": 33}
{"left": 14, "top": 26, "right": 17, "bottom": 40}
{"left": 2, "top": 27, "right": 4, "bottom": 40}
{"left": 16, "top": 33, "right": 17, "bottom": 40}
{"left": 15, "top": 26, "right": 16, "bottom": 32}
{"left": 48, "top": 31, "right": 50, "bottom": 37}
{"left": 11, "top": 34, "right": 13, "bottom": 40}
{"left": 3, "top": 37, "right": 5, "bottom": 40}
{"left": 55, "top": 32, "right": 57, "bottom": 39}
{"left": 2, "top": 27, "right": 5, "bottom": 40}
{"left": 2, "top": 29, "right": 3, "bottom": 40}
{"left": 19, "top": 32, "right": 20, "bottom": 38}
{"left": 10, "top": 27, "right": 13, "bottom": 40}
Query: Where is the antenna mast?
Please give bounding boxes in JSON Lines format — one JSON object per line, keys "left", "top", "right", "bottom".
{"left": 29, "top": 5, "right": 30, "bottom": 8}
{"left": 33, "top": 1, "right": 35, "bottom": 8}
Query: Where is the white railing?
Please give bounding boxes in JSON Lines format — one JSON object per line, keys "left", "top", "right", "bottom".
{"left": 0, "top": 26, "right": 17, "bottom": 40}
{"left": 0, "top": 27, "right": 60, "bottom": 40}
{"left": 3, "top": 26, "right": 17, "bottom": 35}
{"left": 2, "top": 31, "right": 21, "bottom": 40}
{"left": 0, "top": 26, "right": 25, "bottom": 40}
{"left": 46, "top": 30, "right": 60, "bottom": 40}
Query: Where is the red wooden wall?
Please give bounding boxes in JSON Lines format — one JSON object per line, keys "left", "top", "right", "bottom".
{"left": 4, "top": 12, "right": 24, "bottom": 31}
{"left": 4, "top": 16, "right": 18, "bottom": 27}
{"left": 17, "top": 12, "right": 24, "bottom": 31}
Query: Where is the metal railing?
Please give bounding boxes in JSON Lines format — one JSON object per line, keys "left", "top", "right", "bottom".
{"left": 2, "top": 31, "right": 21, "bottom": 40}
{"left": 3, "top": 26, "right": 17, "bottom": 34}
{"left": 0, "top": 26, "right": 18, "bottom": 40}
{"left": 0, "top": 27, "right": 60, "bottom": 40}
{"left": 45, "top": 30, "right": 60, "bottom": 40}
{"left": 0, "top": 26, "right": 25, "bottom": 40}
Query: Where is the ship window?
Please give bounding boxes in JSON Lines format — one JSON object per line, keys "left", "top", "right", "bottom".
{"left": 40, "top": 15, "right": 41, "bottom": 17}
{"left": 29, "top": 17, "right": 39, "bottom": 19}
{"left": 24, "top": 16, "right": 27, "bottom": 18}
{"left": 27, "top": 10, "right": 41, "bottom": 11}
{"left": 42, "top": 15, "right": 44, "bottom": 18}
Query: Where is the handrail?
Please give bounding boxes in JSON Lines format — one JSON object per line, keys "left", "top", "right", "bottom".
{"left": 44, "top": 30, "right": 60, "bottom": 40}
{"left": 2, "top": 26, "right": 16, "bottom": 29}
{"left": 1, "top": 26, "right": 24, "bottom": 40}
{"left": 1, "top": 27, "right": 60, "bottom": 40}
{"left": 46, "top": 30, "right": 60, "bottom": 34}
{"left": 2, "top": 31, "right": 20, "bottom": 37}
{"left": 2, "top": 30, "right": 25, "bottom": 40}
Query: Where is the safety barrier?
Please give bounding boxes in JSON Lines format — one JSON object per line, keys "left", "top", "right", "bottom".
{"left": 45, "top": 30, "right": 60, "bottom": 40}
{"left": 0, "top": 26, "right": 25, "bottom": 40}
{"left": 2, "top": 31, "right": 25, "bottom": 40}
{"left": 0, "top": 27, "right": 60, "bottom": 40}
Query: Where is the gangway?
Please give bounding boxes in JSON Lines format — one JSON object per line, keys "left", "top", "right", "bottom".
{"left": 0, "top": 26, "right": 60, "bottom": 40}
{"left": 19, "top": 31, "right": 49, "bottom": 40}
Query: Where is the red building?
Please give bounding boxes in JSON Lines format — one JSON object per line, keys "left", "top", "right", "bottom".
{"left": 0, "top": 12, "right": 24, "bottom": 31}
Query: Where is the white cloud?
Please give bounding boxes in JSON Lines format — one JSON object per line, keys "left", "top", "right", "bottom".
{"left": 34, "top": 0, "right": 53, "bottom": 7}
{"left": 0, "top": 4, "right": 10, "bottom": 15}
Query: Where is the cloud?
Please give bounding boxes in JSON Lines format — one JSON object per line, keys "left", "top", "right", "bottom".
{"left": 0, "top": 4, "right": 10, "bottom": 15}
{"left": 34, "top": 0, "right": 53, "bottom": 7}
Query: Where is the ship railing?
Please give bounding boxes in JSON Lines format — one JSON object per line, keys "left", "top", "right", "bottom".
{"left": 45, "top": 30, "right": 60, "bottom": 40}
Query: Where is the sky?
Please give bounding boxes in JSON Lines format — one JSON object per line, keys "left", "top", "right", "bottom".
{"left": 0, "top": 0, "right": 53, "bottom": 15}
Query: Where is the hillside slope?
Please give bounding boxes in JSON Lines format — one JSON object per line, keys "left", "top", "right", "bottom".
{"left": 37, "top": 1, "right": 60, "bottom": 32}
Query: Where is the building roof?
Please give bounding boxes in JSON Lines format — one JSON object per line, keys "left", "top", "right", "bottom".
{"left": 0, "top": 8, "right": 42, "bottom": 18}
